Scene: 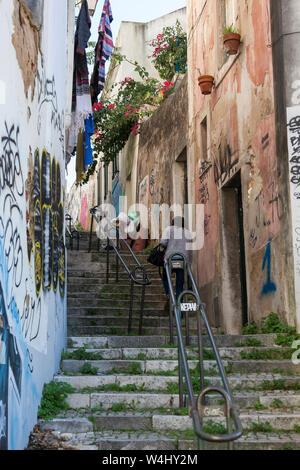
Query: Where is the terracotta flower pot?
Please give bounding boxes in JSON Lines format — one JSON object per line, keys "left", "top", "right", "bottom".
{"left": 198, "top": 75, "right": 214, "bottom": 95}
{"left": 223, "top": 32, "right": 241, "bottom": 55}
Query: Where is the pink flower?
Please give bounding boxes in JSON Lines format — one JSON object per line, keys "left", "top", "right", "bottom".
{"left": 108, "top": 104, "right": 115, "bottom": 109}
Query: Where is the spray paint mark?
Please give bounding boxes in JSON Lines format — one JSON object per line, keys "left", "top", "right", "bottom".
{"left": 261, "top": 239, "right": 277, "bottom": 296}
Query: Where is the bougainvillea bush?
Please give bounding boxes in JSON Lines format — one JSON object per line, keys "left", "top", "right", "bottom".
{"left": 150, "top": 20, "right": 187, "bottom": 81}
{"left": 82, "top": 59, "right": 174, "bottom": 184}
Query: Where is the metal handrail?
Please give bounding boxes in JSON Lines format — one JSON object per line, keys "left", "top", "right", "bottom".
{"left": 165, "top": 252, "right": 242, "bottom": 449}
{"left": 65, "top": 213, "right": 80, "bottom": 251}
{"left": 89, "top": 207, "right": 151, "bottom": 335}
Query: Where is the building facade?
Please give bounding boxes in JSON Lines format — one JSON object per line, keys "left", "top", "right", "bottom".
{"left": 187, "top": 0, "right": 300, "bottom": 333}
{"left": 67, "top": 8, "right": 187, "bottom": 230}
{"left": 0, "top": 0, "right": 75, "bottom": 449}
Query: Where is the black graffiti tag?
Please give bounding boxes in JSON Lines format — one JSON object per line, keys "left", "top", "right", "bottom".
{"left": 0, "top": 122, "right": 24, "bottom": 201}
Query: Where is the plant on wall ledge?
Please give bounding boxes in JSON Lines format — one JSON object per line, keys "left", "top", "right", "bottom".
{"left": 81, "top": 57, "right": 175, "bottom": 185}
{"left": 149, "top": 20, "right": 187, "bottom": 81}
{"left": 198, "top": 74, "right": 215, "bottom": 95}
{"left": 223, "top": 25, "right": 241, "bottom": 55}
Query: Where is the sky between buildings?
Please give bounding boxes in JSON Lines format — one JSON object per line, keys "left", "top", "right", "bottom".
{"left": 67, "top": 0, "right": 187, "bottom": 192}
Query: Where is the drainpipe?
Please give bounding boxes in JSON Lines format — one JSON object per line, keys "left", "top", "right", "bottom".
{"left": 270, "top": 0, "right": 300, "bottom": 331}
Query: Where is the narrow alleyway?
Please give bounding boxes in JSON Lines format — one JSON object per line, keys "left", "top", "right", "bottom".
{"left": 28, "top": 234, "right": 300, "bottom": 450}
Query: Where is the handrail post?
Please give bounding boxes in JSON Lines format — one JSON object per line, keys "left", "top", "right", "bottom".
{"left": 128, "top": 278, "right": 134, "bottom": 334}
{"left": 116, "top": 229, "right": 119, "bottom": 283}
{"left": 106, "top": 237, "right": 110, "bottom": 284}
{"left": 178, "top": 311, "right": 184, "bottom": 408}
{"left": 88, "top": 215, "right": 94, "bottom": 253}
{"left": 197, "top": 308, "right": 206, "bottom": 401}
{"left": 139, "top": 282, "right": 146, "bottom": 336}
{"left": 169, "top": 297, "right": 174, "bottom": 345}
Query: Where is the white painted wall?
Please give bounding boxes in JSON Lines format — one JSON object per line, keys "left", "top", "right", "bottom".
{"left": 0, "top": 0, "right": 73, "bottom": 450}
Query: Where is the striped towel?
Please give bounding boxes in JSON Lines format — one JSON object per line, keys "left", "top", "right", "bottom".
{"left": 98, "top": 0, "right": 114, "bottom": 91}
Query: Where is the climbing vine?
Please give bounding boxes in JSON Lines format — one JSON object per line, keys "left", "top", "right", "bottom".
{"left": 149, "top": 20, "right": 187, "bottom": 81}
{"left": 81, "top": 55, "right": 174, "bottom": 184}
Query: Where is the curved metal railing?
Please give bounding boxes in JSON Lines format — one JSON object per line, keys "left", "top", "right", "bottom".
{"left": 89, "top": 206, "right": 151, "bottom": 335}
{"left": 165, "top": 252, "right": 242, "bottom": 450}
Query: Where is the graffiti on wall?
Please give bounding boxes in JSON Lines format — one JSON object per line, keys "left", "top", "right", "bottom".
{"left": 0, "top": 123, "right": 24, "bottom": 300}
{"left": 36, "top": 58, "right": 65, "bottom": 146}
{"left": 26, "top": 149, "right": 65, "bottom": 298}
{"left": 0, "top": 121, "right": 42, "bottom": 450}
{"left": 261, "top": 239, "right": 277, "bottom": 296}
{"left": 287, "top": 107, "right": 300, "bottom": 315}
{"left": 213, "top": 105, "right": 239, "bottom": 187}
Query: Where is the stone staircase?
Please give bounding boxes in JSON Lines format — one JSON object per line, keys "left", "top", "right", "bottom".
{"left": 37, "top": 232, "right": 300, "bottom": 450}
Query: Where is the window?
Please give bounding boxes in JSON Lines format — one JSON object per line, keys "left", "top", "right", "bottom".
{"left": 112, "top": 155, "right": 119, "bottom": 179}
{"left": 219, "top": 0, "right": 237, "bottom": 66}
{"left": 223, "top": 0, "right": 236, "bottom": 30}
{"left": 200, "top": 117, "right": 208, "bottom": 162}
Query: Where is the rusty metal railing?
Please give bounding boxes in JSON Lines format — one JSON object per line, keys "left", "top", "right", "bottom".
{"left": 89, "top": 207, "right": 151, "bottom": 335}
{"left": 165, "top": 252, "right": 242, "bottom": 450}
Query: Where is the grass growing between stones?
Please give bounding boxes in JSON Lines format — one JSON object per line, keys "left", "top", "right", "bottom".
{"left": 62, "top": 347, "right": 104, "bottom": 361}
{"left": 80, "top": 363, "right": 99, "bottom": 375}
{"left": 38, "top": 381, "right": 75, "bottom": 421}
{"left": 239, "top": 348, "right": 294, "bottom": 360}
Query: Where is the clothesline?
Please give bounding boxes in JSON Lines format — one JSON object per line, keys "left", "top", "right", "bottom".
{"left": 67, "top": 0, "right": 114, "bottom": 178}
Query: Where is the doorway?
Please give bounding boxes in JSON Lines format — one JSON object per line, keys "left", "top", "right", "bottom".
{"left": 221, "top": 172, "right": 248, "bottom": 332}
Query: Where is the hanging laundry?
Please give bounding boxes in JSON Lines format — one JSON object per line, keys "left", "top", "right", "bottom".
{"left": 84, "top": 113, "right": 95, "bottom": 169}
{"left": 90, "top": 0, "right": 114, "bottom": 104}
{"left": 68, "top": 0, "right": 93, "bottom": 153}
{"left": 76, "top": 130, "right": 85, "bottom": 183}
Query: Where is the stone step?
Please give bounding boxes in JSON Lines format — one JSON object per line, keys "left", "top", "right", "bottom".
{"left": 61, "top": 357, "right": 300, "bottom": 376}
{"left": 62, "top": 391, "right": 300, "bottom": 413}
{"left": 56, "top": 373, "right": 300, "bottom": 392}
{"left": 67, "top": 282, "right": 164, "bottom": 293}
{"left": 67, "top": 325, "right": 199, "bottom": 336}
{"left": 179, "top": 434, "right": 300, "bottom": 451}
{"left": 67, "top": 272, "right": 160, "bottom": 281}
{"left": 67, "top": 334, "right": 278, "bottom": 349}
{"left": 67, "top": 292, "right": 166, "bottom": 301}
{"left": 67, "top": 308, "right": 168, "bottom": 318}
{"left": 67, "top": 298, "right": 166, "bottom": 308}
{"left": 153, "top": 411, "right": 300, "bottom": 433}
{"left": 67, "top": 316, "right": 197, "bottom": 329}
{"left": 63, "top": 346, "right": 292, "bottom": 362}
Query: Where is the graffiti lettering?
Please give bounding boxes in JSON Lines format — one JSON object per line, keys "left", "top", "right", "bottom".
{"left": 214, "top": 144, "right": 238, "bottom": 186}
{"left": 261, "top": 239, "right": 277, "bottom": 296}
{"left": 249, "top": 228, "right": 258, "bottom": 249}
{"left": 0, "top": 122, "right": 24, "bottom": 202}
{"left": 204, "top": 214, "right": 211, "bottom": 237}
{"left": 0, "top": 283, "right": 22, "bottom": 450}
{"left": 37, "top": 59, "right": 65, "bottom": 145}
{"left": 288, "top": 115, "right": 300, "bottom": 192}
{"left": 27, "top": 150, "right": 65, "bottom": 297}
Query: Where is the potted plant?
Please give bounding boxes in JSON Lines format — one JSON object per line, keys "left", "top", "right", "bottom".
{"left": 223, "top": 26, "right": 241, "bottom": 55}
{"left": 198, "top": 74, "right": 214, "bottom": 95}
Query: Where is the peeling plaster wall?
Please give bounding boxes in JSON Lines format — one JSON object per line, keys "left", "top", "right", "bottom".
{"left": 0, "top": 0, "right": 71, "bottom": 449}
{"left": 187, "top": 0, "right": 293, "bottom": 333}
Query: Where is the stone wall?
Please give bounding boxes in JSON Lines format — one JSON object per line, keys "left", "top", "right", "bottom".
{"left": 187, "top": 0, "right": 295, "bottom": 333}
{"left": 0, "top": 0, "right": 72, "bottom": 449}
